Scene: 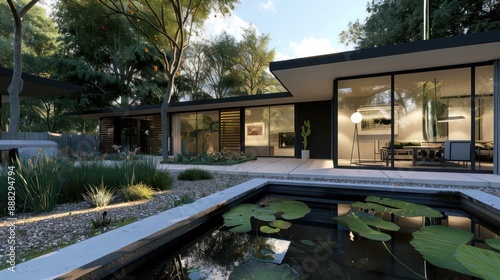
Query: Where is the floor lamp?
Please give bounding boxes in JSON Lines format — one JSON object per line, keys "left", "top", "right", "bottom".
{"left": 350, "top": 112, "right": 363, "bottom": 165}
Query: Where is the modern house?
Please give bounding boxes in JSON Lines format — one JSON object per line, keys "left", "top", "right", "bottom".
{"left": 79, "top": 30, "right": 500, "bottom": 173}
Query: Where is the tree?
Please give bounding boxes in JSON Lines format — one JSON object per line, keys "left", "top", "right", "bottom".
{"left": 5, "top": 0, "right": 41, "bottom": 140}
{"left": 55, "top": 0, "right": 164, "bottom": 108}
{"left": 203, "top": 32, "right": 241, "bottom": 98}
{"left": 234, "top": 27, "right": 276, "bottom": 95}
{"left": 174, "top": 42, "right": 210, "bottom": 101}
{"left": 99, "top": 0, "right": 238, "bottom": 160}
{"left": 340, "top": 0, "right": 500, "bottom": 49}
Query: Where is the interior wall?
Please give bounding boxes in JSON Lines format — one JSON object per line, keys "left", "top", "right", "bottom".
{"left": 295, "top": 101, "right": 332, "bottom": 159}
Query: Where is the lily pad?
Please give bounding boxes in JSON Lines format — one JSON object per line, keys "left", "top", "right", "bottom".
{"left": 365, "top": 196, "right": 443, "bottom": 218}
{"left": 223, "top": 204, "right": 277, "bottom": 233}
{"left": 410, "top": 225, "right": 477, "bottom": 277}
{"left": 334, "top": 211, "right": 398, "bottom": 241}
{"left": 269, "top": 200, "right": 311, "bottom": 220}
{"left": 260, "top": 225, "right": 281, "bottom": 234}
{"left": 229, "top": 259, "right": 299, "bottom": 279}
{"left": 260, "top": 247, "right": 276, "bottom": 255}
{"left": 455, "top": 244, "right": 500, "bottom": 280}
{"left": 269, "top": 220, "right": 292, "bottom": 229}
{"left": 300, "top": 239, "right": 316, "bottom": 246}
{"left": 486, "top": 238, "right": 500, "bottom": 251}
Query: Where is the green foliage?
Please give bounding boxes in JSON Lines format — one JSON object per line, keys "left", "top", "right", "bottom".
{"left": 90, "top": 211, "right": 112, "bottom": 229}
{"left": 82, "top": 180, "right": 115, "bottom": 208}
{"left": 340, "top": 0, "right": 500, "bottom": 49}
{"left": 15, "top": 159, "right": 63, "bottom": 213}
{"left": 177, "top": 168, "right": 213, "bottom": 181}
{"left": 173, "top": 194, "right": 196, "bottom": 207}
{"left": 301, "top": 120, "right": 311, "bottom": 150}
{"left": 165, "top": 150, "right": 256, "bottom": 165}
{"left": 121, "top": 183, "right": 154, "bottom": 201}
{"left": 223, "top": 200, "right": 311, "bottom": 234}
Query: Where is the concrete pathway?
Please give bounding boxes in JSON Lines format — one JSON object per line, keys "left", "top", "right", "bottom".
{"left": 160, "top": 157, "right": 500, "bottom": 188}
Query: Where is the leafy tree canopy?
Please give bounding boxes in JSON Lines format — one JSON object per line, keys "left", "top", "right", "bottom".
{"left": 340, "top": 0, "right": 500, "bottom": 49}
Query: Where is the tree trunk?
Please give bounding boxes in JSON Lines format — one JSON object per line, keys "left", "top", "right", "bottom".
{"left": 7, "top": 14, "right": 23, "bottom": 140}
{"left": 161, "top": 78, "right": 175, "bottom": 161}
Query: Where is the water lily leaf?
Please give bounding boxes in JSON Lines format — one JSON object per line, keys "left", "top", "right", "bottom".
{"left": 410, "top": 225, "right": 477, "bottom": 277}
{"left": 260, "top": 247, "right": 276, "bottom": 255}
{"left": 300, "top": 239, "right": 316, "bottom": 246}
{"left": 223, "top": 204, "right": 277, "bottom": 233}
{"left": 269, "top": 200, "right": 311, "bottom": 220}
{"left": 269, "top": 220, "right": 292, "bottom": 229}
{"left": 455, "top": 244, "right": 500, "bottom": 280}
{"left": 365, "top": 196, "right": 443, "bottom": 218}
{"left": 260, "top": 225, "right": 280, "bottom": 234}
{"left": 352, "top": 202, "right": 396, "bottom": 213}
{"left": 334, "top": 211, "right": 395, "bottom": 241}
{"left": 486, "top": 239, "right": 500, "bottom": 251}
{"left": 229, "top": 259, "right": 299, "bottom": 279}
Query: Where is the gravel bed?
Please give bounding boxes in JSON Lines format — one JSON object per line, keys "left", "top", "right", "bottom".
{"left": 1, "top": 174, "right": 499, "bottom": 267}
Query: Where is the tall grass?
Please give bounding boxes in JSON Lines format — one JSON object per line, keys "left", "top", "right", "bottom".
{"left": 15, "top": 159, "right": 63, "bottom": 213}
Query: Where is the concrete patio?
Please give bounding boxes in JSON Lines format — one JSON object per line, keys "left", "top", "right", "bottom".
{"left": 159, "top": 157, "right": 500, "bottom": 188}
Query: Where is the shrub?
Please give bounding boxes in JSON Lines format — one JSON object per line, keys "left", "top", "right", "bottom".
{"left": 177, "top": 168, "right": 213, "bottom": 181}
{"left": 82, "top": 180, "right": 115, "bottom": 208}
{"left": 15, "top": 158, "right": 63, "bottom": 213}
{"left": 121, "top": 183, "right": 154, "bottom": 201}
{"left": 173, "top": 194, "right": 196, "bottom": 207}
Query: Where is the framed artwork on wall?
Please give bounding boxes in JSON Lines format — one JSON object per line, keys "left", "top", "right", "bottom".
{"left": 357, "top": 106, "right": 399, "bottom": 135}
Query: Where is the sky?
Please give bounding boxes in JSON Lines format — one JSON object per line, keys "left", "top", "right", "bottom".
{"left": 40, "top": 0, "right": 369, "bottom": 61}
{"left": 201, "top": 0, "right": 369, "bottom": 61}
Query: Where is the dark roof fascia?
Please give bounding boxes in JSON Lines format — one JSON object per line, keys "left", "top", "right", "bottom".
{"left": 169, "top": 92, "right": 292, "bottom": 108}
{"left": 66, "top": 103, "right": 162, "bottom": 117}
{"left": 0, "top": 67, "right": 81, "bottom": 93}
{"left": 270, "top": 30, "right": 500, "bottom": 72}
{"left": 67, "top": 92, "right": 293, "bottom": 118}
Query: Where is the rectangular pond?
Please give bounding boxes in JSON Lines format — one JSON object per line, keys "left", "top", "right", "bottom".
{"left": 5, "top": 179, "right": 498, "bottom": 280}
{"left": 72, "top": 180, "right": 500, "bottom": 280}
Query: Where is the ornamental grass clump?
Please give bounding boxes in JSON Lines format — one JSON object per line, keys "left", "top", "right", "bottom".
{"left": 121, "top": 183, "right": 154, "bottom": 201}
{"left": 82, "top": 180, "right": 115, "bottom": 208}
{"left": 16, "top": 158, "right": 63, "bottom": 213}
{"left": 177, "top": 168, "right": 213, "bottom": 181}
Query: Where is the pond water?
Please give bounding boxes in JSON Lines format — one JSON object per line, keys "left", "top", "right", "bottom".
{"left": 111, "top": 191, "right": 498, "bottom": 280}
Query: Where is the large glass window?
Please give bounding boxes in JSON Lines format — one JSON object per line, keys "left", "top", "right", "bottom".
{"left": 336, "top": 65, "right": 494, "bottom": 171}
{"left": 395, "top": 68, "right": 472, "bottom": 170}
{"left": 337, "top": 76, "right": 392, "bottom": 166}
{"left": 244, "top": 105, "right": 294, "bottom": 157}
{"left": 180, "top": 111, "right": 219, "bottom": 154}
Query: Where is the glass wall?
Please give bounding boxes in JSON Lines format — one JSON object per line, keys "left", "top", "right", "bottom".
{"left": 337, "top": 76, "right": 392, "bottom": 166}
{"left": 180, "top": 111, "right": 219, "bottom": 154}
{"left": 336, "top": 64, "right": 494, "bottom": 171}
{"left": 244, "top": 105, "right": 294, "bottom": 157}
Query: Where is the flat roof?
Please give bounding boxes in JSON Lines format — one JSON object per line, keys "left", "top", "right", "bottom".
{"left": 0, "top": 67, "right": 81, "bottom": 102}
{"left": 69, "top": 92, "right": 293, "bottom": 119}
{"left": 270, "top": 30, "right": 500, "bottom": 102}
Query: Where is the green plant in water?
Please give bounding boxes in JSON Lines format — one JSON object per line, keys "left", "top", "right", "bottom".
{"left": 222, "top": 199, "right": 311, "bottom": 234}
{"left": 301, "top": 120, "right": 311, "bottom": 150}
{"left": 82, "top": 179, "right": 115, "bottom": 208}
{"left": 335, "top": 196, "right": 500, "bottom": 280}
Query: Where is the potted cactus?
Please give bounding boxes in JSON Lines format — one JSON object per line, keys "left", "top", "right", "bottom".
{"left": 301, "top": 120, "right": 311, "bottom": 159}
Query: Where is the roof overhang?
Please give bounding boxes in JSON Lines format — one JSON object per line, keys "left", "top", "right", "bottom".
{"left": 270, "top": 30, "right": 500, "bottom": 102}
{"left": 69, "top": 92, "right": 293, "bottom": 119}
{"left": 0, "top": 67, "right": 81, "bottom": 102}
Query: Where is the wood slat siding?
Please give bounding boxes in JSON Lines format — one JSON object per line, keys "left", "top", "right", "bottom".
{"left": 100, "top": 117, "right": 114, "bottom": 153}
{"left": 220, "top": 109, "right": 240, "bottom": 152}
{"left": 152, "top": 114, "right": 162, "bottom": 155}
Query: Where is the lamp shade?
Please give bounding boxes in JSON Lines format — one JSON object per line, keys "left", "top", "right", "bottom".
{"left": 351, "top": 112, "right": 363, "bottom": 124}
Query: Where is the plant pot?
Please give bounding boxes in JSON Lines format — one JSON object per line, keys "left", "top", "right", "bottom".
{"left": 301, "top": 150, "right": 310, "bottom": 159}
